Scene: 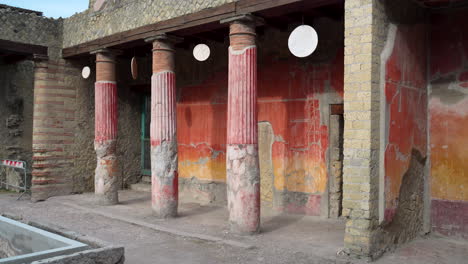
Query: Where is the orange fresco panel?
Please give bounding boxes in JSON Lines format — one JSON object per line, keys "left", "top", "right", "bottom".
{"left": 177, "top": 50, "right": 343, "bottom": 197}
{"left": 429, "top": 9, "right": 468, "bottom": 203}
{"left": 384, "top": 25, "right": 428, "bottom": 221}
{"left": 430, "top": 98, "right": 468, "bottom": 201}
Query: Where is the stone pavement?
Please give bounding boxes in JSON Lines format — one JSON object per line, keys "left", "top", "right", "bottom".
{"left": 0, "top": 190, "right": 466, "bottom": 264}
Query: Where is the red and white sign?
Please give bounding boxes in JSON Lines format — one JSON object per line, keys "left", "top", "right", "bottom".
{"left": 1, "top": 160, "right": 25, "bottom": 169}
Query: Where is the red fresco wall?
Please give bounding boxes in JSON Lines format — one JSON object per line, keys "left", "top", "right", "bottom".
{"left": 429, "top": 10, "right": 468, "bottom": 239}
{"left": 383, "top": 24, "right": 428, "bottom": 222}
{"left": 177, "top": 28, "right": 344, "bottom": 215}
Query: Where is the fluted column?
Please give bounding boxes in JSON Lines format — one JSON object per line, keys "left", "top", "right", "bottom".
{"left": 93, "top": 49, "right": 120, "bottom": 205}
{"left": 147, "top": 35, "right": 178, "bottom": 218}
{"left": 225, "top": 15, "right": 260, "bottom": 234}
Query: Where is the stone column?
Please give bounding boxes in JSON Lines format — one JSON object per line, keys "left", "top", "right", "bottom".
{"left": 225, "top": 15, "right": 260, "bottom": 234}
{"left": 31, "top": 54, "right": 50, "bottom": 201}
{"left": 93, "top": 49, "right": 120, "bottom": 205}
{"left": 147, "top": 35, "right": 178, "bottom": 218}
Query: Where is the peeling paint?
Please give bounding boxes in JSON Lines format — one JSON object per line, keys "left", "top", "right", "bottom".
{"left": 382, "top": 23, "right": 428, "bottom": 222}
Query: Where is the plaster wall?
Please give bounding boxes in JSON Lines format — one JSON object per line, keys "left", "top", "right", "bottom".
{"left": 342, "top": 0, "right": 431, "bottom": 259}
{"left": 175, "top": 18, "right": 344, "bottom": 215}
{"left": 381, "top": 23, "right": 428, "bottom": 224}
{"left": 429, "top": 9, "right": 468, "bottom": 239}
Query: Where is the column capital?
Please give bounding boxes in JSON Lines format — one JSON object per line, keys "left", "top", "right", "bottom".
{"left": 94, "top": 49, "right": 119, "bottom": 82}
{"left": 220, "top": 14, "right": 264, "bottom": 26}
{"left": 148, "top": 34, "right": 179, "bottom": 73}
{"left": 90, "top": 48, "right": 122, "bottom": 57}
{"left": 144, "top": 34, "right": 183, "bottom": 44}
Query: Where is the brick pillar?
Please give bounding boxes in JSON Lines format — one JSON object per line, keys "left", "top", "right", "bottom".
{"left": 147, "top": 35, "right": 178, "bottom": 218}
{"left": 93, "top": 49, "right": 120, "bottom": 205}
{"left": 225, "top": 15, "right": 260, "bottom": 234}
{"left": 32, "top": 55, "right": 78, "bottom": 201}
{"left": 342, "top": 0, "right": 383, "bottom": 259}
{"left": 31, "top": 56, "right": 51, "bottom": 201}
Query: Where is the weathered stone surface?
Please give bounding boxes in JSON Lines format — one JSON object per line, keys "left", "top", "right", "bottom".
{"left": 63, "top": 0, "right": 237, "bottom": 48}
{"left": 95, "top": 140, "right": 120, "bottom": 205}
{"left": 226, "top": 144, "right": 260, "bottom": 234}
{"left": 31, "top": 247, "right": 125, "bottom": 264}
{"left": 0, "top": 60, "right": 34, "bottom": 192}
{"left": 258, "top": 122, "right": 274, "bottom": 205}
{"left": 343, "top": 0, "right": 429, "bottom": 260}
{"left": 151, "top": 140, "right": 178, "bottom": 218}
{"left": 0, "top": 7, "right": 62, "bottom": 59}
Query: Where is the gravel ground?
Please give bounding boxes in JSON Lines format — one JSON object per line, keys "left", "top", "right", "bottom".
{"left": 0, "top": 191, "right": 466, "bottom": 264}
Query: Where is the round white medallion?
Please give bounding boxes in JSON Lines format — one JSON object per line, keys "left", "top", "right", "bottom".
{"left": 193, "top": 44, "right": 210, "bottom": 62}
{"left": 131, "top": 56, "right": 138, "bottom": 80}
{"left": 288, "top": 25, "right": 318, "bottom": 58}
{"left": 82, "top": 66, "right": 91, "bottom": 79}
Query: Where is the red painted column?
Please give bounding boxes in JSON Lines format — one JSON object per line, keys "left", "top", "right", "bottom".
{"left": 226, "top": 16, "right": 260, "bottom": 234}
{"left": 93, "top": 49, "right": 120, "bottom": 205}
{"left": 148, "top": 35, "right": 178, "bottom": 218}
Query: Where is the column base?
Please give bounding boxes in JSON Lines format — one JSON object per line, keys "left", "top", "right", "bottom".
{"left": 95, "top": 193, "right": 119, "bottom": 206}
{"left": 95, "top": 140, "right": 120, "bottom": 205}
{"left": 227, "top": 144, "right": 260, "bottom": 234}
{"left": 151, "top": 140, "right": 178, "bottom": 218}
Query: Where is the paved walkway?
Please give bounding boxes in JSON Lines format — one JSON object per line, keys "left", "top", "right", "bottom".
{"left": 0, "top": 190, "right": 466, "bottom": 264}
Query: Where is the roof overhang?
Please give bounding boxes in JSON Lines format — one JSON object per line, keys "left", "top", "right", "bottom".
{"left": 62, "top": 0, "right": 343, "bottom": 58}
{"left": 0, "top": 39, "right": 48, "bottom": 63}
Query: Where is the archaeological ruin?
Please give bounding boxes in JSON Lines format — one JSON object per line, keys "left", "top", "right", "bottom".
{"left": 0, "top": 0, "right": 467, "bottom": 261}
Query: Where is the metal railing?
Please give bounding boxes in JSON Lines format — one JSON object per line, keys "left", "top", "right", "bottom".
{"left": 0, "top": 159, "right": 29, "bottom": 200}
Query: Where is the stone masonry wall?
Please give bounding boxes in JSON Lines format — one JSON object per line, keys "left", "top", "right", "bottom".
{"left": 0, "top": 7, "right": 62, "bottom": 59}
{"left": 63, "top": 0, "right": 237, "bottom": 48}
{"left": 343, "top": 0, "right": 430, "bottom": 260}
{"left": 0, "top": 60, "right": 34, "bottom": 191}
{"left": 342, "top": 0, "right": 382, "bottom": 258}
{"left": 1, "top": 6, "right": 141, "bottom": 197}
{"left": 32, "top": 60, "right": 81, "bottom": 200}
{"left": 32, "top": 56, "right": 141, "bottom": 200}
{"left": 0, "top": 8, "right": 62, "bottom": 193}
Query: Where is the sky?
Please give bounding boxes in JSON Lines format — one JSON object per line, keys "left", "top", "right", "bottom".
{"left": 0, "top": 0, "right": 89, "bottom": 18}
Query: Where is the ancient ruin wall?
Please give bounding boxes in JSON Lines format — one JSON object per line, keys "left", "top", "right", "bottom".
{"left": 63, "top": 0, "right": 237, "bottom": 48}
{"left": 174, "top": 18, "right": 344, "bottom": 215}
{"left": 381, "top": 23, "right": 428, "bottom": 224}
{"left": 343, "top": 0, "right": 430, "bottom": 259}
{"left": 0, "top": 8, "right": 62, "bottom": 194}
{"left": 0, "top": 61, "right": 34, "bottom": 190}
{"left": 429, "top": 9, "right": 468, "bottom": 239}
{"left": 0, "top": 7, "right": 62, "bottom": 59}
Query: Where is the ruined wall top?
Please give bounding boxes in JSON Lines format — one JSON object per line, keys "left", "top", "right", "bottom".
{"left": 0, "top": 6, "right": 63, "bottom": 59}
{"left": 63, "top": 0, "right": 238, "bottom": 48}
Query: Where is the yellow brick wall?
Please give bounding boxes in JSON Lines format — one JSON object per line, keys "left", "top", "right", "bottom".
{"left": 342, "top": 0, "right": 386, "bottom": 258}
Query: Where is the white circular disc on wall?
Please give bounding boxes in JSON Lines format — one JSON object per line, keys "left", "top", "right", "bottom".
{"left": 131, "top": 56, "right": 138, "bottom": 80}
{"left": 288, "top": 25, "right": 318, "bottom": 58}
{"left": 82, "top": 66, "right": 91, "bottom": 79}
{"left": 193, "top": 44, "right": 210, "bottom": 62}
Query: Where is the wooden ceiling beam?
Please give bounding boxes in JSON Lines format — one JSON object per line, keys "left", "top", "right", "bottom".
{"left": 62, "top": 0, "right": 343, "bottom": 58}
{"left": 0, "top": 39, "right": 48, "bottom": 56}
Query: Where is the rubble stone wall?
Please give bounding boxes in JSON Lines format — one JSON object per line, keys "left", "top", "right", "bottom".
{"left": 0, "top": 7, "right": 62, "bottom": 59}
{"left": 0, "top": 8, "right": 62, "bottom": 193}
{"left": 0, "top": 60, "right": 34, "bottom": 191}
{"left": 63, "top": 0, "right": 237, "bottom": 48}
